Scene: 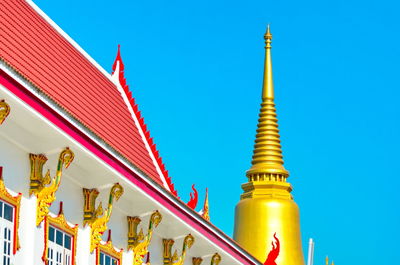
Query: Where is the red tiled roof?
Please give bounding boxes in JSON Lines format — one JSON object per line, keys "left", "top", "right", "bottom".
{"left": 0, "top": 0, "right": 171, "bottom": 190}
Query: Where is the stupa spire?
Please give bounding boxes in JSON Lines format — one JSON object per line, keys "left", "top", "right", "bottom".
{"left": 233, "top": 26, "right": 305, "bottom": 265}
{"left": 247, "top": 24, "right": 289, "bottom": 181}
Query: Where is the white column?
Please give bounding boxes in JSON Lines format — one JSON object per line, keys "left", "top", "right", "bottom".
{"left": 307, "top": 238, "right": 314, "bottom": 265}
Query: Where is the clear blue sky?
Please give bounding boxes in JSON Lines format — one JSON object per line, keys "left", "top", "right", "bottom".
{"left": 35, "top": 0, "right": 400, "bottom": 264}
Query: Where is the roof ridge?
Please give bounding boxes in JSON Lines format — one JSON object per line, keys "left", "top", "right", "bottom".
{"left": 111, "top": 46, "right": 178, "bottom": 196}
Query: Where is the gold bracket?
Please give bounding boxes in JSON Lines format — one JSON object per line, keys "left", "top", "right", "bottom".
{"left": 127, "top": 216, "right": 142, "bottom": 249}
{"left": 0, "top": 100, "right": 10, "bottom": 125}
{"left": 30, "top": 148, "right": 74, "bottom": 226}
{"left": 0, "top": 167, "right": 21, "bottom": 254}
{"left": 163, "top": 234, "right": 195, "bottom": 265}
{"left": 132, "top": 211, "right": 162, "bottom": 265}
{"left": 83, "top": 183, "right": 124, "bottom": 252}
{"left": 83, "top": 188, "right": 102, "bottom": 226}
{"left": 192, "top": 257, "right": 203, "bottom": 265}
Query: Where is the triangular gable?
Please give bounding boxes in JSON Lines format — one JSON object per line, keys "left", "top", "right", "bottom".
{"left": 0, "top": 0, "right": 175, "bottom": 193}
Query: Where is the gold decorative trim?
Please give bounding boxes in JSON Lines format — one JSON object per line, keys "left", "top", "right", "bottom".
{"left": 83, "top": 183, "right": 124, "bottom": 252}
{"left": 0, "top": 100, "right": 10, "bottom": 125}
{"left": 210, "top": 253, "right": 221, "bottom": 265}
{"left": 96, "top": 230, "right": 122, "bottom": 265}
{"left": 30, "top": 148, "right": 75, "bottom": 226}
{"left": 0, "top": 167, "right": 21, "bottom": 254}
{"left": 132, "top": 211, "right": 162, "bottom": 265}
{"left": 163, "top": 234, "right": 195, "bottom": 265}
{"left": 42, "top": 202, "right": 78, "bottom": 265}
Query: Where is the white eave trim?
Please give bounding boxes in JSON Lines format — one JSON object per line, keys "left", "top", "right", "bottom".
{"left": 111, "top": 61, "right": 171, "bottom": 191}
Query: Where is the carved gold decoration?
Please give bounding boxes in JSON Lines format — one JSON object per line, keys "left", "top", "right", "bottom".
{"left": 127, "top": 216, "right": 142, "bottom": 249}
{"left": 163, "top": 234, "right": 195, "bottom": 265}
{"left": 43, "top": 202, "right": 78, "bottom": 265}
{"left": 30, "top": 148, "right": 75, "bottom": 226}
{"left": 192, "top": 257, "right": 203, "bottom": 265}
{"left": 83, "top": 183, "right": 124, "bottom": 252}
{"left": 29, "top": 154, "right": 49, "bottom": 195}
{"left": 0, "top": 100, "right": 10, "bottom": 124}
{"left": 210, "top": 253, "right": 221, "bottom": 265}
{"left": 163, "top": 239, "right": 175, "bottom": 265}
{"left": 132, "top": 211, "right": 162, "bottom": 265}
{"left": 0, "top": 167, "right": 21, "bottom": 254}
{"left": 96, "top": 230, "right": 122, "bottom": 265}
{"left": 83, "top": 188, "right": 101, "bottom": 226}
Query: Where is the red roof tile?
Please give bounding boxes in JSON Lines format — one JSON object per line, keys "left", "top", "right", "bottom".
{"left": 0, "top": 0, "right": 171, "bottom": 190}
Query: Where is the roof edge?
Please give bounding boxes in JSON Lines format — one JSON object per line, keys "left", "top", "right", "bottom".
{"left": 111, "top": 51, "right": 177, "bottom": 195}
{"left": 26, "top": 0, "right": 115, "bottom": 84}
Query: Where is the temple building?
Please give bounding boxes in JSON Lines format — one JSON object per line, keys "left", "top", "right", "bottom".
{"left": 0, "top": 1, "right": 308, "bottom": 265}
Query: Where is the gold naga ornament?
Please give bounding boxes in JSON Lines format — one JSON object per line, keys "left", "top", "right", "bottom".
{"left": 29, "top": 148, "right": 75, "bottom": 226}
{"left": 42, "top": 202, "right": 78, "bottom": 265}
{"left": 127, "top": 211, "right": 162, "bottom": 265}
{"left": 210, "top": 253, "right": 221, "bottom": 265}
{"left": 233, "top": 25, "right": 306, "bottom": 264}
{"left": 0, "top": 167, "right": 21, "bottom": 254}
{"left": 0, "top": 99, "right": 10, "bottom": 124}
{"left": 82, "top": 183, "right": 124, "bottom": 252}
{"left": 163, "top": 234, "right": 195, "bottom": 265}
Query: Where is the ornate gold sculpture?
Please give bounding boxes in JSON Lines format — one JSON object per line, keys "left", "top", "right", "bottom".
{"left": 127, "top": 216, "right": 142, "bottom": 249}
{"left": 30, "top": 148, "right": 74, "bottom": 226}
{"left": 43, "top": 202, "right": 78, "bottom": 265}
{"left": 233, "top": 26, "right": 306, "bottom": 264}
{"left": 83, "top": 188, "right": 101, "bottom": 226}
{"left": 210, "top": 253, "right": 221, "bottom": 265}
{"left": 83, "top": 183, "right": 124, "bottom": 252}
{"left": 131, "top": 211, "right": 162, "bottom": 265}
{"left": 0, "top": 100, "right": 10, "bottom": 124}
{"left": 96, "top": 230, "right": 122, "bottom": 265}
{"left": 0, "top": 167, "right": 21, "bottom": 254}
{"left": 163, "top": 234, "right": 195, "bottom": 265}
{"left": 192, "top": 257, "right": 203, "bottom": 265}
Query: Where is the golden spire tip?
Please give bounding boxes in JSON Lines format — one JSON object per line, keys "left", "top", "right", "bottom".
{"left": 265, "top": 24, "right": 272, "bottom": 45}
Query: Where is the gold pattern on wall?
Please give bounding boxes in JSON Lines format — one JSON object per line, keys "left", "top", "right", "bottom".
{"left": 0, "top": 100, "right": 10, "bottom": 125}
{"left": 30, "top": 148, "right": 74, "bottom": 226}
{"left": 210, "top": 253, "right": 221, "bottom": 265}
{"left": 0, "top": 167, "right": 21, "bottom": 254}
{"left": 163, "top": 234, "right": 195, "bottom": 265}
{"left": 132, "top": 211, "right": 162, "bottom": 265}
{"left": 192, "top": 257, "right": 203, "bottom": 265}
{"left": 96, "top": 230, "right": 122, "bottom": 265}
{"left": 127, "top": 216, "right": 142, "bottom": 249}
{"left": 83, "top": 183, "right": 124, "bottom": 252}
{"left": 43, "top": 202, "right": 78, "bottom": 265}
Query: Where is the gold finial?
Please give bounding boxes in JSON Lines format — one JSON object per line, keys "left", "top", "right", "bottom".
{"left": 246, "top": 25, "right": 289, "bottom": 183}
{"left": 265, "top": 24, "right": 272, "bottom": 48}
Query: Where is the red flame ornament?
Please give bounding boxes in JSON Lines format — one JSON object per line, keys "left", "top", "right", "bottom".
{"left": 264, "top": 233, "right": 280, "bottom": 265}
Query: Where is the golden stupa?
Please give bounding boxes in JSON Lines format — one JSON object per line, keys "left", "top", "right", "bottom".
{"left": 233, "top": 26, "right": 306, "bottom": 265}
